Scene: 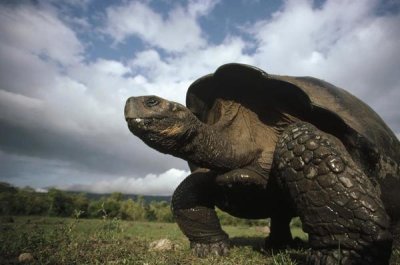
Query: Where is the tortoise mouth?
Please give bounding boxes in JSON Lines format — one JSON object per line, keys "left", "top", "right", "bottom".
{"left": 126, "top": 117, "right": 166, "bottom": 130}
{"left": 125, "top": 117, "right": 145, "bottom": 123}
{"left": 125, "top": 117, "right": 164, "bottom": 122}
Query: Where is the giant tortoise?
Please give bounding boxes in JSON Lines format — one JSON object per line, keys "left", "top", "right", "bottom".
{"left": 124, "top": 63, "right": 400, "bottom": 264}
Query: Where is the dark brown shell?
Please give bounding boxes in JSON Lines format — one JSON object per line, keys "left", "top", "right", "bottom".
{"left": 186, "top": 63, "right": 400, "bottom": 178}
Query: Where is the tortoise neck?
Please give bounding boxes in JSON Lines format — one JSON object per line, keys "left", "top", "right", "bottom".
{"left": 177, "top": 116, "right": 258, "bottom": 171}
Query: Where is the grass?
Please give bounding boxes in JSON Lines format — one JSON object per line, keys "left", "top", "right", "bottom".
{"left": 0, "top": 216, "right": 399, "bottom": 264}
{"left": 0, "top": 216, "right": 307, "bottom": 264}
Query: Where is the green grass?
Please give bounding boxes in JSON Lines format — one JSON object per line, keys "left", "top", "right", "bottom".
{"left": 1, "top": 216, "right": 398, "bottom": 264}
{"left": 0, "top": 216, "right": 308, "bottom": 264}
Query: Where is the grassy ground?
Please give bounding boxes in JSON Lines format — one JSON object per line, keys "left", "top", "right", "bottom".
{"left": 0, "top": 216, "right": 398, "bottom": 264}
{"left": 0, "top": 216, "right": 306, "bottom": 264}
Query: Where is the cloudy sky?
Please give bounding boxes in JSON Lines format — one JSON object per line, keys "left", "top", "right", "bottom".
{"left": 0, "top": 0, "right": 399, "bottom": 195}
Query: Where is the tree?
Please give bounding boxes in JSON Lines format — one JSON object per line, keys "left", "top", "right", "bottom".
{"left": 149, "top": 201, "right": 174, "bottom": 222}
{"left": 119, "top": 199, "right": 145, "bottom": 221}
{"left": 71, "top": 193, "right": 89, "bottom": 217}
{"left": 47, "top": 188, "right": 74, "bottom": 217}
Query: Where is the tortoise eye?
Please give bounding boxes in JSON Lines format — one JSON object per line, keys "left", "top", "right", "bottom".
{"left": 145, "top": 97, "right": 160, "bottom": 107}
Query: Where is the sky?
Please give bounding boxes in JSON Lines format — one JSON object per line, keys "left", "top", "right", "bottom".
{"left": 0, "top": 0, "right": 399, "bottom": 195}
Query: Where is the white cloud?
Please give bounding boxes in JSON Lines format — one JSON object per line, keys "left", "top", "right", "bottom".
{"left": 129, "top": 37, "right": 255, "bottom": 103}
{"left": 187, "top": 0, "right": 220, "bottom": 17}
{"left": 0, "top": 3, "right": 186, "bottom": 188}
{"left": 0, "top": 0, "right": 399, "bottom": 195}
{"left": 248, "top": 0, "right": 400, "bottom": 131}
{"left": 103, "top": 0, "right": 219, "bottom": 52}
{"left": 251, "top": 0, "right": 381, "bottom": 75}
{"left": 91, "top": 59, "right": 131, "bottom": 76}
{"left": 66, "top": 168, "right": 189, "bottom": 196}
{"left": 0, "top": 4, "right": 83, "bottom": 65}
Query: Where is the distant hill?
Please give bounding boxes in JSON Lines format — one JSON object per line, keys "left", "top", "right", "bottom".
{"left": 64, "top": 190, "right": 171, "bottom": 203}
{"left": 0, "top": 181, "right": 172, "bottom": 204}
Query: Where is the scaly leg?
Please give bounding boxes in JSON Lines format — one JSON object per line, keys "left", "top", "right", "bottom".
{"left": 171, "top": 169, "right": 229, "bottom": 257}
{"left": 274, "top": 122, "right": 392, "bottom": 265}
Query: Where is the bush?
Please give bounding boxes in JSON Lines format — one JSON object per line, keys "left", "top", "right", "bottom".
{"left": 0, "top": 182, "right": 270, "bottom": 226}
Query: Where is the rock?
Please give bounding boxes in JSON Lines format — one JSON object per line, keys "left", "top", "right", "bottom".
{"left": 18, "top": 252, "right": 34, "bottom": 263}
{"left": 255, "top": 226, "right": 270, "bottom": 234}
{"left": 149, "top": 239, "right": 176, "bottom": 251}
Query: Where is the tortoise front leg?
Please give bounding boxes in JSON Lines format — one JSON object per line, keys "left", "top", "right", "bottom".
{"left": 274, "top": 122, "right": 392, "bottom": 265}
{"left": 215, "top": 168, "right": 296, "bottom": 249}
{"left": 171, "top": 169, "right": 229, "bottom": 257}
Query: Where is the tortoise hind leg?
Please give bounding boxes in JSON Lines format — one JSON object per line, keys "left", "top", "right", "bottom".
{"left": 274, "top": 122, "right": 392, "bottom": 265}
{"left": 171, "top": 169, "right": 229, "bottom": 257}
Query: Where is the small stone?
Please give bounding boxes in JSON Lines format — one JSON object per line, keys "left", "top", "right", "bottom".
{"left": 149, "top": 239, "right": 176, "bottom": 252}
{"left": 255, "top": 226, "right": 270, "bottom": 234}
{"left": 18, "top": 253, "right": 34, "bottom": 263}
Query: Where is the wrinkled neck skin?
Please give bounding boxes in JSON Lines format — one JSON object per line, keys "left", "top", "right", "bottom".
{"left": 169, "top": 114, "right": 260, "bottom": 172}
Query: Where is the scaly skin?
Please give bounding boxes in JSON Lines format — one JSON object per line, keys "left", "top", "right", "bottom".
{"left": 274, "top": 122, "right": 392, "bottom": 265}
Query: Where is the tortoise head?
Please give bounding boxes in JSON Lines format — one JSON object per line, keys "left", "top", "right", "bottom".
{"left": 124, "top": 95, "right": 195, "bottom": 152}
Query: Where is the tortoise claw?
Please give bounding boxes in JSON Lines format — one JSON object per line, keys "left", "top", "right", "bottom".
{"left": 190, "top": 240, "right": 230, "bottom": 257}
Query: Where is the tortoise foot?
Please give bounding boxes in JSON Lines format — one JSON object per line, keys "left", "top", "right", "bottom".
{"left": 190, "top": 240, "right": 230, "bottom": 257}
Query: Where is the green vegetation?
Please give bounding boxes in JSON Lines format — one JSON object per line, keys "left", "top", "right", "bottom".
{"left": 0, "top": 216, "right": 307, "bottom": 264}
{"left": 0, "top": 182, "right": 267, "bottom": 226}
{"left": 0, "top": 182, "right": 308, "bottom": 264}
{"left": 1, "top": 182, "right": 399, "bottom": 264}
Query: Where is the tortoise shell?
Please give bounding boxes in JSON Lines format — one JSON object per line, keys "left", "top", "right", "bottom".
{"left": 186, "top": 63, "right": 400, "bottom": 180}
